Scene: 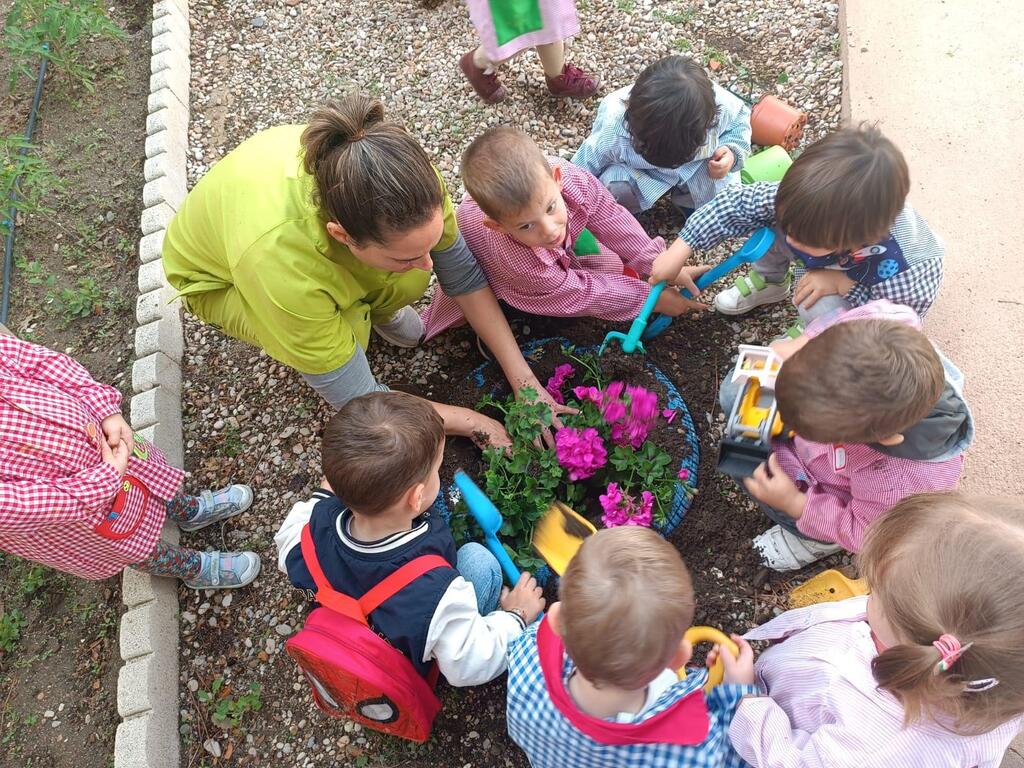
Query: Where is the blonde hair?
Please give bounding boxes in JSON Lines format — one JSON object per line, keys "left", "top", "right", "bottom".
{"left": 461, "top": 127, "right": 552, "bottom": 221}
{"left": 860, "top": 493, "right": 1024, "bottom": 734}
{"left": 558, "top": 527, "right": 694, "bottom": 689}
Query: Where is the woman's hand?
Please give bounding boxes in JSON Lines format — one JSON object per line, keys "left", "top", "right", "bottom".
{"left": 469, "top": 412, "right": 512, "bottom": 450}
{"left": 513, "top": 375, "right": 577, "bottom": 449}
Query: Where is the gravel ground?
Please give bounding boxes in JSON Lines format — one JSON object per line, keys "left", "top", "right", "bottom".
{"left": 177, "top": 0, "right": 843, "bottom": 765}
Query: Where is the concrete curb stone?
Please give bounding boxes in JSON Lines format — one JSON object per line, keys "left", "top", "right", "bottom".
{"left": 115, "top": 1, "right": 191, "bottom": 766}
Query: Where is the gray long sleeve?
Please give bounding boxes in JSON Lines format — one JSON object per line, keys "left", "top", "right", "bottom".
{"left": 432, "top": 231, "right": 488, "bottom": 296}
{"left": 300, "top": 344, "right": 388, "bottom": 410}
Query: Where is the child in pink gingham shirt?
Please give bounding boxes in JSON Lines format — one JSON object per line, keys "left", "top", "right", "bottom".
{"left": 722, "top": 300, "right": 972, "bottom": 570}
{"left": 727, "top": 493, "right": 1024, "bottom": 767}
{"left": 420, "top": 127, "right": 710, "bottom": 340}
{"left": 0, "top": 333, "right": 260, "bottom": 589}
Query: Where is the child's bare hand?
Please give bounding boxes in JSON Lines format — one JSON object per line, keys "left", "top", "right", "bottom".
{"left": 101, "top": 413, "right": 134, "bottom": 450}
{"left": 469, "top": 413, "right": 512, "bottom": 451}
{"left": 708, "top": 147, "right": 735, "bottom": 180}
{"left": 648, "top": 240, "right": 694, "bottom": 286}
{"left": 744, "top": 454, "right": 807, "bottom": 519}
{"left": 100, "top": 435, "right": 130, "bottom": 477}
{"left": 500, "top": 572, "right": 545, "bottom": 625}
{"left": 768, "top": 335, "right": 809, "bottom": 362}
{"left": 717, "top": 635, "right": 755, "bottom": 685}
{"left": 793, "top": 269, "right": 855, "bottom": 309}
{"left": 654, "top": 285, "right": 710, "bottom": 317}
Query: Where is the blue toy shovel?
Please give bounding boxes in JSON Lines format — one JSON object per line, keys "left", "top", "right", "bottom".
{"left": 598, "top": 281, "right": 667, "bottom": 355}
{"left": 641, "top": 227, "right": 778, "bottom": 342}
{"left": 453, "top": 470, "right": 522, "bottom": 584}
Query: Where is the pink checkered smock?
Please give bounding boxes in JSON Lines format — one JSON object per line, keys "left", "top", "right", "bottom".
{"left": 0, "top": 335, "right": 183, "bottom": 579}
{"left": 466, "top": 0, "right": 579, "bottom": 63}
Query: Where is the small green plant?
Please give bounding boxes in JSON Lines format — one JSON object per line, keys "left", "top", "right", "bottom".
{"left": 654, "top": 5, "right": 697, "bottom": 24}
{"left": 1, "top": 136, "right": 57, "bottom": 237}
{"left": 17, "top": 565, "right": 47, "bottom": 598}
{"left": 197, "top": 678, "right": 263, "bottom": 729}
{"left": 0, "top": 609, "right": 27, "bottom": 652}
{"left": 221, "top": 425, "right": 243, "bottom": 458}
{"left": 3, "top": 0, "right": 126, "bottom": 91}
{"left": 616, "top": 0, "right": 635, "bottom": 10}
{"left": 673, "top": 38, "right": 692, "bottom": 52}
{"left": 56, "top": 276, "right": 106, "bottom": 319}
{"left": 776, "top": 70, "right": 790, "bottom": 84}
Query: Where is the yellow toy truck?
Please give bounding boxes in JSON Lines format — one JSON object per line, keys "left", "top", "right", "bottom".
{"left": 717, "top": 345, "right": 786, "bottom": 478}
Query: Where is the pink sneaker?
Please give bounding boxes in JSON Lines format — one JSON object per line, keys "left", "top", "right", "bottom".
{"left": 545, "top": 62, "right": 600, "bottom": 99}
{"left": 460, "top": 50, "right": 507, "bottom": 104}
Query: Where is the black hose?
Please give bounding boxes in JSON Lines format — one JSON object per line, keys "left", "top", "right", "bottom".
{"left": 1, "top": 47, "right": 50, "bottom": 325}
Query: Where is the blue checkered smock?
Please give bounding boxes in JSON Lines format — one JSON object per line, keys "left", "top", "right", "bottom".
{"left": 506, "top": 623, "right": 756, "bottom": 768}
{"left": 572, "top": 83, "right": 751, "bottom": 212}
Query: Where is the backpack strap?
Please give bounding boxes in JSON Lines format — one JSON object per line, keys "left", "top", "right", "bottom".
{"left": 299, "top": 524, "right": 451, "bottom": 625}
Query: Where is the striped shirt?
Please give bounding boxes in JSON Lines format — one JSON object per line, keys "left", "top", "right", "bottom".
{"left": 775, "top": 301, "right": 967, "bottom": 551}
{"left": 732, "top": 597, "right": 1024, "bottom": 767}
{"left": 572, "top": 83, "right": 751, "bottom": 211}
{"left": 678, "top": 182, "right": 945, "bottom": 317}
{"left": 421, "top": 158, "right": 665, "bottom": 339}
{"left": 0, "top": 335, "right": 182, "bottom": 578}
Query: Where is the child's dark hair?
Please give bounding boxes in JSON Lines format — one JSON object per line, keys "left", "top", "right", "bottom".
{"left": 301, "top": 94, "right": 444, "bottom": 246}
{"left": 775, "top": 124, "right": 910, "bottom": 251}
{"left": 624, "top": 55, "right": 718, "bottom": 169}
{"left": 775, "top": 319, "right": 944, "bottom": 443}
{"left": 321, "top": 391, "right": 444, "bottom": 515}
{"left": 861, "top": 493, "right": 1024, "bottom": 735}
{"left": 461, "top": 127, "right": 551, "bottom": 221}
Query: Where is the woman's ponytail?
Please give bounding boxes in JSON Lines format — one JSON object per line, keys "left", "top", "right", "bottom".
{"left": 300, "top": 94, "right": 442, "bottom": 245}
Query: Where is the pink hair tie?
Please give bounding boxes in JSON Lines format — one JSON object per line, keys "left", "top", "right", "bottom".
{"left": 933, "top": 633, "right": 972, "bottom": 673}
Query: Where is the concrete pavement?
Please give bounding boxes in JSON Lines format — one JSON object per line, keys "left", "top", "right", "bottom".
{"left": 841, "top": 1, "right": 1024, "bottom": 764}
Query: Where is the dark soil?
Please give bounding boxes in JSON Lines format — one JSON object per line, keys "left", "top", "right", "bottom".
{"left": 0, "top": 0, "right": 152, "bottom": 765}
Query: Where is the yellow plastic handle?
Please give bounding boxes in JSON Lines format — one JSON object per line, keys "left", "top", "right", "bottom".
{"left": 681, "top": 626, "right": 740, "bottom": 692}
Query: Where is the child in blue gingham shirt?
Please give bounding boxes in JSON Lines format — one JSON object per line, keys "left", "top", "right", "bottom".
{"left": 572, "top": 55, "right": 751, "bottom": 215}
{"left": 506, "top": 527, "right": 756, "bottom": 768}
{"left": 650, "top": 124, "right": 944, "bottom": 322}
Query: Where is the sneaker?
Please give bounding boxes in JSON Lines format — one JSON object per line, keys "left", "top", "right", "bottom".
{"left": 184, "top": 551, "right": 262, "bottom": 589}
{"left": 177, "top": 484, "right": 254, "bottom": 532}
{"left": 372, "top": 306, "right": 424, "bottom": 348}
{"left": 713, "top": 273, "right": 790, "bottom": 315}
{"left": 460, "top": 49, "right": 507, "bottom": 104}
{"left": 753, "top": 525, "right": 843, "bottom": 571}
{"left": 545, "top": 63, "right": 600, "bottom": 99}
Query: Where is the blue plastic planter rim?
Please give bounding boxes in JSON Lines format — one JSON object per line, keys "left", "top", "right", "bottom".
{"left": 434, "top": 336, "right": 700, "bottom": 583}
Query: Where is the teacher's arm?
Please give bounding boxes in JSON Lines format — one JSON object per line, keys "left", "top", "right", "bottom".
{"left": 432, "top": 231, "right": 574, "bottom": 433}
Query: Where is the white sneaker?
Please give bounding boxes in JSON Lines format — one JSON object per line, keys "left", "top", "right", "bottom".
{"left": 753, "top": 525, "right": 843, "bottom": 571}
{"left": 714, "top": 273, "right": 790, "bottom": 315}
{"left": 373, "top": 306, "right": 424, "bottom": 348}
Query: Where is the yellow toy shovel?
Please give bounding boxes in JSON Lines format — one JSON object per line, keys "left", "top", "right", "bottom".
{"left": 681, "top": 626, "right": 739, "bottom": 692}
{"left": 788, "top": 569, "right": 868, "bottom": 608}
{"left": 531, "top": 501, "right": 596, "bottom": 575}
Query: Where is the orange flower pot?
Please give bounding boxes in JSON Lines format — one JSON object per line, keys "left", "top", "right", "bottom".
{"left": 751, "top": 95, "right": 807, "bottom": 150}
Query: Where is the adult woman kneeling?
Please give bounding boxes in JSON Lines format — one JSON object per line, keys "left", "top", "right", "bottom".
{"left": 164, "top": 94, "right": 563, "bottom": 446}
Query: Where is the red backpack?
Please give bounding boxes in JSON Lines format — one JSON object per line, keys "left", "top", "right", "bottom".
{"left": 285, "top": 524, "right": 450, "bottom": 742}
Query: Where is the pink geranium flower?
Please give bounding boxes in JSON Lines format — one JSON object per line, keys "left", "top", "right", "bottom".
{"left": 572, "top": 385, "right": 603, "bottom": 405}
{"left": 555, "top": 427, "right": 607, "bottom": 481}
{"left": 599, "top": 482, "right": 655, "bottom": 528}
{"left": 662, "top": 408, "right": 678, "bottom": 424}
{"left": 545, "top": 363, "right": 575, "bottom": 405}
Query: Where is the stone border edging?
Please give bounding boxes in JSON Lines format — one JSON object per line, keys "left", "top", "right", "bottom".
{"left": 114, "top": 0, "right": 190, "bottom": 765}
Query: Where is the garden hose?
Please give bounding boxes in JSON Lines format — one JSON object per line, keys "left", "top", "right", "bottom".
{"left": 1, "top": 46, "right": 50, "bottom": 325}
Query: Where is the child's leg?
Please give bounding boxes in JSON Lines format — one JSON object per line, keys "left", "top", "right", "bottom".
{"left": 534, "top": 40, "right": 565, "bottom": 78}
{"left": 133, "top": 542, "right": 262, "bottom": 588}
{"left": 795, "top": 294, "right": 851, "bottom": 324}
{"left": 133, "top": 540, "right": 202, "bottom": 579}
{"left": 456, "top": 542, "right": 502, "bottom": 614}
{"left": 166, "top": 485, "right": 254, "bottom": 533}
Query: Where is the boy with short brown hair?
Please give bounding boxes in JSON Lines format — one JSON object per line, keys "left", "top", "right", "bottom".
{"left": 420, "top": 127, "right": 709, "bottom": 339}
{"left": 274, "top": 391, "right": 545, "bottom": 686}
{"left": 506, "top": 526, "right": 756, "bottom": 768}
{"left": 726, "top": 301, "right": 973, "bottom": 571}
{"left": 651, "top": 124, "right": 944, "bottom": 320}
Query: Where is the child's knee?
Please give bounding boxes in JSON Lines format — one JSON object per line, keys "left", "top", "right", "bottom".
{"left": 457, "top": 542, "right": 501, "bottom": 584}
{"left": 718, "top": 371, "right": 742, "bottom": 415}
{"left": 602, "top": 178, "right": 642, "bottom": 214}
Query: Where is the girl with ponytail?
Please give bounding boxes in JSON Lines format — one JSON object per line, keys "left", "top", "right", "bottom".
{"left": 164, "top": 94, "right": 568, "bottom": 444}
{"left": 729, "top": 492, "right": 1024, "bottom": 767}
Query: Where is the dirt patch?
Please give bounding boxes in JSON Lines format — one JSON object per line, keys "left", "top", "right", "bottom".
{"left": 0, "top": 0, "right": 151, "bottom": 764}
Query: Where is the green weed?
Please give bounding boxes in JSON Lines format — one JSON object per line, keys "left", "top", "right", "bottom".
{"left": 197, "top": 678, "right": 263, "bottom": 729}
{"left": 1, "top": 136, "right": 57, "bottom": 237}
{"left": 3, "top": 0, "right": 126, "bottom": 92}
{"left": 0, "top": 610, "right": 27, "bottom": 652}
{"left": 654, "top": 5, "right": 697, "bottom": 24}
